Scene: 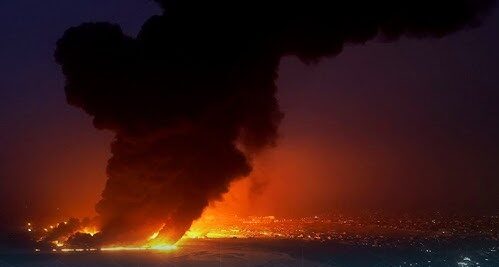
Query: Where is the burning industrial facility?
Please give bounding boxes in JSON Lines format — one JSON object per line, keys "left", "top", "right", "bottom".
{"left": 13, "top": 213, "right": 499, "bottom": 259}
{"left": 50, "top": 0, "right": 494, "bottom": 249}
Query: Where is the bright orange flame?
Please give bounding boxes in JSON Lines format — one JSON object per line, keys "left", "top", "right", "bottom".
{"left": 53, "top": 240, "right": 64, "bottom": 247}
{"left": 181, "top": 209, "right": 247, "bottom": 240}
{"left": 147, "top": 223, "right": 164, "bottom": 241}
{"left": 81, "top": 226, "right": 99, "bottom": 236}
{"left": 149, "top": 231, "right": 160, "bottom": 240}
{"left": 34, "top": 164, "right": 262, "bottom": 252}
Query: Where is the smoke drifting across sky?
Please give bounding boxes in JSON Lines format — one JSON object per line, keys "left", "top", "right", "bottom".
{"left": 55, "top": 0, "right": 494, "bottom": 245}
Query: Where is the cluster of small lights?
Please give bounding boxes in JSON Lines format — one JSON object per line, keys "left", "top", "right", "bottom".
{"left": 23, "top": 213, "right": 497, "bottom": 266}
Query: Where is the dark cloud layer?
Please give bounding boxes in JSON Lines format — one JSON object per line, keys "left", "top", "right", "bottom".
{"left": 55, "top": 0, "right": 494, "bottom": 245}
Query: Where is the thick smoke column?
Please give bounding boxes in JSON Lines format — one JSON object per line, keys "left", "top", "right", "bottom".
{"left": 55, "top": 0, "right": 493, "bottom": 245}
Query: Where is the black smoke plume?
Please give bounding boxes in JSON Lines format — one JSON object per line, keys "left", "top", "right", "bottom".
{"left": 55, "top": 0, "right": 494, "bottom": 245}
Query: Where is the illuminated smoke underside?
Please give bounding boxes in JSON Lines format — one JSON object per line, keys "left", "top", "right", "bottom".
{"left": 54, "top": 0, "right": 494, "bottom": 246}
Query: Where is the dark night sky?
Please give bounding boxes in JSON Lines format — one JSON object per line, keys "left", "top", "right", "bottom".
{"left": 1, "top": 1, "right": 499, "bottom": 228}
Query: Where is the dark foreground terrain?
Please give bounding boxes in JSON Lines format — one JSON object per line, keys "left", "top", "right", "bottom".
{"left": 0, "top": 238, "right": 498, "bottom": 267}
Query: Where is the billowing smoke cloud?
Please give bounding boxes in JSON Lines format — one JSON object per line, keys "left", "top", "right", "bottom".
{"left": 55, "top": 0, "right": 494, "bottom": 245}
